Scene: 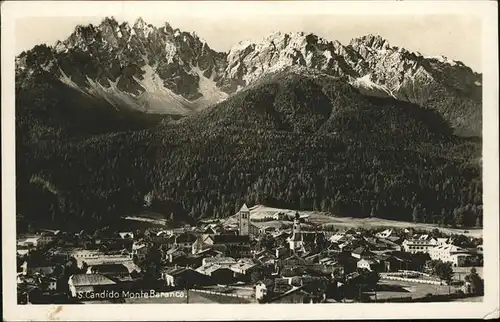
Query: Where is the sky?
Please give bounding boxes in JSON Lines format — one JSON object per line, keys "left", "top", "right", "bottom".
{"left": 14, "top": 11, "right": 482, "bottom": 72}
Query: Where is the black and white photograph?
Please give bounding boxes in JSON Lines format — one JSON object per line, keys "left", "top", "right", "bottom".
{"left": 2, "top": 0, "right": 498, "bottom": 320}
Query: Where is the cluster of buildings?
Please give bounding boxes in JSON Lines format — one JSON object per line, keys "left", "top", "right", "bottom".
{"left": 16, "top": 205, "right": 482, "bottom": 304}
{"left": 402, "top": 233, "right": 477, "bottom": 267}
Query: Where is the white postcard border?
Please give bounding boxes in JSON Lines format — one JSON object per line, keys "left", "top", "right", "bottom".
{"left": 2, "top": 1, "right": 498, "bottom": 320}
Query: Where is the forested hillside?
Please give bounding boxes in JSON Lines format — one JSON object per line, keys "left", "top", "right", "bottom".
{"left": 16, "top": 69, "right": 482, "bottom": 231}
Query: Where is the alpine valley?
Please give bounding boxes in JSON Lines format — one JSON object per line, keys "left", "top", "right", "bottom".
{"left": 16, "top": 17, "right": 482, "bottom": 231}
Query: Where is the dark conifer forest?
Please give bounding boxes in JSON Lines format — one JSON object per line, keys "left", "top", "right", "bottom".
{"left": 16, "top": 69, "right": 482, "bottom": 231}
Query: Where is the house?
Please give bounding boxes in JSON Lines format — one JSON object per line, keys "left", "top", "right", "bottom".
{"left": 363, "top": 237, "right": 389, "bottom": 251}
{"left": 267, "top": 285, "right": 325, "bottom": 304}
{"left": 351, "top": 247, "right": 374, "bottom": 259}
{"left": 344, "top": 228, "right": 357, "bottom": 236}
{"left": 375, "top": 229, "right": 394, "bottom": 239}
{"left": 275, "top": 246, "right": 290, "bottom": 259}
{"left": 272, "top": 278, "right": 295, "bottom": 294}
{"left": 259, "top": 226, "right": 276, "bottom": 234}
{"left": 86, "top": 263, "right": 130, "bottom": 277}
{"left": 335, "top": 253, "right": 359, "bottom": 274}
{"left": 132, "top": 242, "right": 148, "bottom": 261}
{"left": 462, "top": 280, "right": 480, "bottom": 295}
{"left": 21, "top": 260, "right": 57, "bottom": 277}
{"left": 329, "top": 233, "right": 347, "bottom": 244}
{"left": 68, "top": 274, "right": 117, "bottom": 298}
{"left": 202, "top": 257, "right": 237, "bottom": 266}
{"left": 429, "top": 244, "right": 473, "bottom": 266}
{"left": 191, "top": 234, "right": 212, "bottom": 254}
{"left": 230, "top": 261, "right": 257, "bottom": 275}
{"left": 203, "top": 234, "right": 251, "bottom": 258}
{"left": 161, "top": 267, "right": 210, "bottom": 289}
{"left": 118, "top": 232, "right": 134, "bottom": 239}
{"left": 196, "top": 247, "right": 224, "bottom": 258}
{"left": 165, "top": 248, "right": 203, "bottom": 268}
{"left": 436, "top": 238, "right": 449, "bottom": 245}
{"left": 375, "top": 254, "right": 405, "bottom": 272}
{"left": 304, "top": 252, "right": 321, "bottom": 264}
{"left": 17, "top": 247, "right": 31, "bottom": 257}
{"left": 203, "top": 223, "right": 224, "bottom": 235}
{"left": 255, "top": 279, "right": 274, "bottom": 302}
{"left": 174, "top": 232, "right": 198, "bottom": 251}
{"left": 196, "top": 264, "right": 235, "bottom": 285}
{"left": 272, "top": 230, "right": 290, "bottom": 241}
{"left": 17, "top": 236, "right": 41, "bottom": 249}
{"left": 38, "top": 232, "right": 57, "bottom": 247}
{"left": 43, "top": 277, "right": 58, "bottom": 291}
{"left": 165, "top": 247, "right": 188, "bottom": 263}
{"left": 150, "top": 234, "right": 176, "bottom": 248}
{"left": 357, "top": 259, "right": 378, "bottom": 271}
{"left": 386, "top": 235, "right": 402, "bottom": 244}
{"left": 280, "top": 253, "right": 307, "bottom": 268}
{"left": 377, "top": 238, "right": 402, "bottom": 252}
{"left": 256, "top": 251, "right": 277, "bottom": 266}
{"left": 230, "top": 260, "right": 258, "bottom": 281}
{"left": 272, "top": 212, "right": 285, "bottom": 220}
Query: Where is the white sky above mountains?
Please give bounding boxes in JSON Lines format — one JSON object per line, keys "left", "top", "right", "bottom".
{"left": 14, "top": 4, "right": 482, "bottom": 72}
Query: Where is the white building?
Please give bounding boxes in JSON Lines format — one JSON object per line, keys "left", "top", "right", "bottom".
{"left": 375, "top": 229, "right": 394, "bottom": 239}
{"left": 255, "top": 281, "right": 271, "bottom": 301}
{"left": 402, "top": 236, "right": 438, "bottom": 254}
{"left": 46, "top": 277, "right": 58, "bottom": 291}
{"left": 118, "top": 232, "right": 134, "bottom": 239}
{"left": 272, "top": 212, "right": 285, "bottom": 220}
{"left": 38, "top": 232, "right": 56, "bottom": 247}
{"left": 70, "top": 249, "right": 134, "bottom": 268}
{"left": 132, "top": 242, "right": 148, "bottom": 261}
{"left": 357, "top": 259, "right": 377, "bottom": 271}
{"left": 17, "top": 236, "right": 41, "bottom": 249}
{"left": 329, "top": 233, "right": 346, "bottom": 243}
{"left": 429, "top": 243, "right": 472, "bottom": 267}
{"left": 68, "top": 274, "right": 116, "bottom": 298}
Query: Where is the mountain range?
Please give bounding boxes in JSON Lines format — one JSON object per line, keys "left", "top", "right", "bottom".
{"left": 15, "top": 17, "right": 482, "bottom": 231}
{"left": 16, "top": 17, "right": 482, "bottom": 136}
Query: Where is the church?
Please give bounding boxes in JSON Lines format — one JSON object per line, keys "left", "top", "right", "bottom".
{"left": 288, "top": 212, "right": 305, "bottom": 251}
{"left": 287, "top": 212, "right": 323, "bottom": 252}
{"left": 192, "top": 204, "right": 258, "bottom": 257}
{"left": 237, "top": 204, "right": 260, "bottom": 237}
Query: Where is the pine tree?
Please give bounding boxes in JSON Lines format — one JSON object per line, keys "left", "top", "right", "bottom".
{"left": 412, "top": 206, "right": 420, "bottom": 223}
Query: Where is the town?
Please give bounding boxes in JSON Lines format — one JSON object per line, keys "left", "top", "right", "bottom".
{"left": 17, "top": 204, "right": 484, "bottom": 304}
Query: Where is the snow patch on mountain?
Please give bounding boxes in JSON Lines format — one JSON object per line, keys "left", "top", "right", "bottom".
{"left": 425, "top": 55, "right": 458, "bottom": 67}
{"left": 133, "top": 64, "right": 195, "bottom": 115}
{"left": 192, "top": 66, "right": 228, "bottom": 108}
{"left": 350, "top": 74, "right": 394, "bottom": 98}
{"left": 85, "top": 76, "right": 139, "bottom": 111}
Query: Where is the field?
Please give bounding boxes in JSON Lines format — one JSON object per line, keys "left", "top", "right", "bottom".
{"left": 373, "top": 280, "right": 459, "bottom": 301}
{"left": 226, "top": 205, "right": 483, "bottom": 238}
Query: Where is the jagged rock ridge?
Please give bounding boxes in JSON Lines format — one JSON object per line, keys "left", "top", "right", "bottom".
{"left": 16, "top": 18, "right": 482, "bottom": 135}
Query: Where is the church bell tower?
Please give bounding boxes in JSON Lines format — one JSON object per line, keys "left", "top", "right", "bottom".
{"left": 239, "top": 204, "right": 250, "bottom": 236}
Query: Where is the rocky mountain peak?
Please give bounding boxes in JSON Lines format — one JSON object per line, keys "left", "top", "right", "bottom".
{"left": 350, "top": 34, "right": 391, "bottom": 50}
{"left": 16, "top": 21, "right": 482, "bottom": 136}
